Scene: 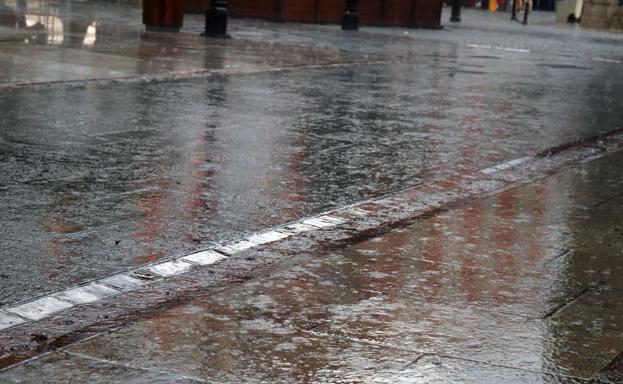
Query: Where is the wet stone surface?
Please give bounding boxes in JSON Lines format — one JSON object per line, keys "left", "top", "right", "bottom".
{"left": 57, "top": 311, "right": 419, "bottom": 383}
{"left": 0, "top": 352, "right": 207, "bottom": 384}
{"left": 1, "top": 151, "right": 621, "bottom": 382}
{"left": 2, "top": 2, "right": 623, "bottom": 381}
{"left": 213, "top": 8, "right": 623, "bottom": 60}
{"left": 0, "top": 0, "right": 379, "bottom": 86}
{"left": 401, "top": 355, "right": 586, "bottom": 384}
{"left": 593, "top": 352, "right": 623, "bottom": 384}
{"left": 2, "top": 46, "right": 623, "bottom": 305}
{"left": 2, "top": 0, "right": 623, "bottom": 305}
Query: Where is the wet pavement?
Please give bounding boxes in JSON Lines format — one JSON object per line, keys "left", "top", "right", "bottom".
{"left": 0, "top": 0, "right": 373, "bottom": 86}
{"left": 1, "top": 0, "right": 623, "bottom": 319}
{"left": 3, "top": 145, "right": 623, "bottom": 382}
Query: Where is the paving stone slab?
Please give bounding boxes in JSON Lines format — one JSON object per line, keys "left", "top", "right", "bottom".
{"left": 404, "top": 355, "right": 586, "bottom": 384}
{"left": 65, "top": 302, "right": 420, "bottom": 383}
{"left": 0, "top": 352, "right": 205, "bottom": 384}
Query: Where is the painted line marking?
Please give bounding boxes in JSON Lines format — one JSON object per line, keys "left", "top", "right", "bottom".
{"left": 54, "top": 283, "right": 119, "bottom": 305}
{"left": 503, "top": 47, "right": 531, "bottom": 53}
{"left": 5, "top": 297, "right": 74, "bottom": 321}
{"left": 593, "top": 57, "right": 622, "bottom": 64}
{"left": 217, "top": 240, "right": 258, "bottom": 255}
{"left": 467, "top": 44, "right": 530, "bottom": 54}
{"left": 468, "top": 44, "right": 492, "bottom": 49}
{"left": 0, "top": 311, "right": 27, "bottom": 331}
{"left": 247, "top": 230, "right": 291, "bottom": 245}
{"left": 302, "top": 215, "right": 346, "bottom": 229}
{"left": 0, "top": 208, "right": 351, "bottom": 329}
{"left": 344, "top": 208, "right": 370, "bottom": 217}
{"left": 279, "top": 222, "right": 318, "bottom": 235}
{"left": 146, "top": 260, "right": 193, "bottom": 277}
{"left": 479, "top": 157, "right": 532, "bottom": 174}
{"left": 181, "top": 250, "right": 226, "bottom": 266}
{"left": 100, "top": 274, "right": 149, "bottom": 291}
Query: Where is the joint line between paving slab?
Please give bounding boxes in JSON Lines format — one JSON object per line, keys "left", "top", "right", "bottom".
{"left": 538, "top": 248, "right": 571, "bottom": 269}
{"left": 306, "top": 327, "right": 589, "bottom": 381}
{"left": 303, "top": 329, "right": 428, "bottom": 356}
{"left": 402, "top": 353, "right": 431, "bottom": 369}
{"left": 390, "top": 291, "right": 535, "bottom": 320}
{"left": 594, "top": 192, "right": 623, "bottom": 208}
{"left": 599, "top": 351, "right": 623, "bottom": 374}
{"left": 0, "top": 331, "right": 107, "bottom": 374}
{"left": 542, "top": 285, "right": 591, "bottom": 320}
{"left": 432, "top": 353, "right": 592, "bottom": 381}
{"left": 63, "top": 351, "right": 212, "bottom": 383}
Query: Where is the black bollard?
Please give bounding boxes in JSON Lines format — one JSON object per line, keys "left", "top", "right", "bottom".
{"left": 342, "top": 0, "right": 359, "bottom": 31}
{"left": 522, "top": 0, "right": 529, "bottom": 24}
{"left": 203, "top": 0, "right": 228, "bottom": 37}
{"left": 450, "top": 0, "right": 461, "bottom": 22}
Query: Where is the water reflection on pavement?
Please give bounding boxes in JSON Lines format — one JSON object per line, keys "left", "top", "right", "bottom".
{"left": 2, "top": 150, "right": 622, "bottom": 383}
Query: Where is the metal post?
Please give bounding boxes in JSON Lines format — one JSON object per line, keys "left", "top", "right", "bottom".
{"left": 522, "top": 0, "right": 529, "bottom": 24}
{"left": 450, "top": 0, "right": 461, "bottom": 22}
{"left": 342, "top": 0, "right": 359, "bottom": 31}
{"left": 203, "top": 0, "right": 228, "bottom": 38}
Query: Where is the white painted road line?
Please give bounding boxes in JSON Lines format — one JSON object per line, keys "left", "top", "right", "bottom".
{"left": 302, "top": 215, "right": 346, "bottom": 228}
{"left": 503, "top": 47, "right": 531, "bottom": 53}
{"left": 217, "top": 240, "right": 257, "bottom": 255}
{"left": 181, "top": 250, "right": 226, "bottom": 266}
{"left": 247, "top": 230, "right": 291, "bottom": 245}
{"left": 100, "top": 274, "right": 149, "bottom": 290}
{"left": 593, "top": 57, "right": 622, "bottom": 64}
{"left": 343, "top": 207, "right": 370, "bottom": 217}
{"left": 5, "top": 297, "right": 74, "bottom": 321}
{"left": 279, "top": 222, "right": 317, "bottom": 235}
{"left": 0, "top": 311, "right": 27, "bottom": 330}
{"left": 54, "top": 283, "right": 120, "bottom": 304}
{"left": 0, "top": 201, "right": 347, "bottom": 329}
{"left": 468, "top": 44, "right": 492, "bottom": 49}
{"left": 147, "top": 260, "right": 193, "bottom": 277}
{"left": 467, "top": 44, "right": 530, "bottom": 54}
{"left": 479, "top": 157, "right": 532, "bottom": 175}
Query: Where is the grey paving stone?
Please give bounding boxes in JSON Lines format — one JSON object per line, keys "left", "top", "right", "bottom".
{"left": 0, "top": 352, "right": 205, "bottom": 384}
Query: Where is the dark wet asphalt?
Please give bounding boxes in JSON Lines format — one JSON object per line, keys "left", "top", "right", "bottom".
{"left": 2, "top": 2, "right": 623, "bottom": 305}
{"left": 3, "top": 150, "right": 623, "bottom": 383}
